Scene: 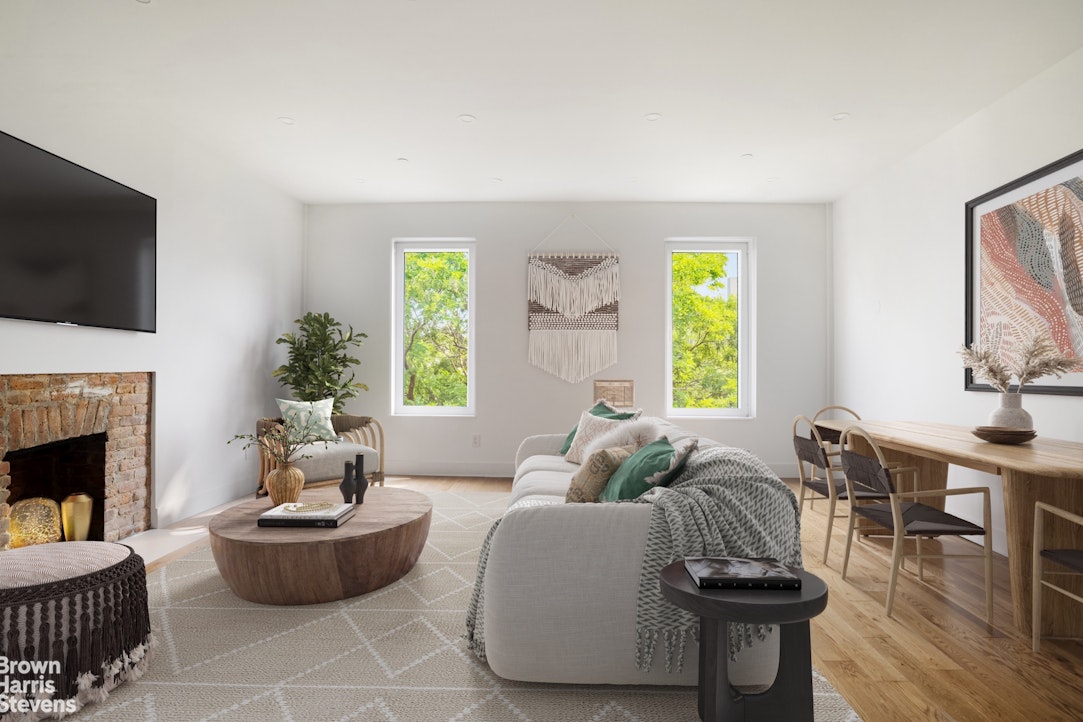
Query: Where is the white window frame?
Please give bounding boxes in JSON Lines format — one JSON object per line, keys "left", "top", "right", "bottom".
{"left": 391, "top": 238, "right": 476, "bottom": 417}
{"left": 664, "top": 237, "right": 756, "bottom": 419}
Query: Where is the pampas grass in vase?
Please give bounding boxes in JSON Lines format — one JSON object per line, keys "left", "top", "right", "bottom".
{"left": 959, "top": 330, "right": 1082, "bottom": 430}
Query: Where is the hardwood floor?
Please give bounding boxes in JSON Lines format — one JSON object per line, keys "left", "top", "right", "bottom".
{"left": 156, "top": 474, "right": 1082, "bottom": 719}
{"left": 791, "top": 479, "right": 1083, "bottom": 722}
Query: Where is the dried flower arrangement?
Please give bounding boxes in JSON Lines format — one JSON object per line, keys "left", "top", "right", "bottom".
{"left": 960, "top": 331, "right": 1082, "bottom": 393}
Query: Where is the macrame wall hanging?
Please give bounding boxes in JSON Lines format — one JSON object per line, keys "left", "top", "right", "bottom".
{"left": 527, "top": 215, "right": 619, "bottom": 383}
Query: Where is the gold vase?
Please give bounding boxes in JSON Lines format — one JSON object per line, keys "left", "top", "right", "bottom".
{"left": 266, "top": 463, "right": 305, "bottom": 506}
{"left": 61, "top": 492, "right": 94, "bottom": 541}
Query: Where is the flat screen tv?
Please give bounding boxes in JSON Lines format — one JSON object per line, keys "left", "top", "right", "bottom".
{"left": 0, "top": 129, "right": 156, "bottom": 333}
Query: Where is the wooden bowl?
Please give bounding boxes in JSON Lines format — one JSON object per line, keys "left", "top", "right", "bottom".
{"left": 972, "top": 426, "right": 1037, "bottom": 444}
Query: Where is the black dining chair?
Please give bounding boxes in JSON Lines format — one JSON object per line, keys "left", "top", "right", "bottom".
{"left": 839, "top": 425, "right": 993, "bottom": 622}
{"left": 1032, "top": 501, "right": 1083, "bottom": 652}
{"left": 793, "top": 414, "right": 849, "bottom": 564}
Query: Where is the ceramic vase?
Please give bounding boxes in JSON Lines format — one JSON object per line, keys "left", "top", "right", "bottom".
{"left": 266, "top": 463, "right": 305, "bottom": 506}
{"left": 354, "top": 453, "right": 367, "bottom": 504}
{"left": 987, "top": 392, "right": 1033, "bottom": 430}
{"left": 340, "top": 461, "right": 356, "bottom": 503}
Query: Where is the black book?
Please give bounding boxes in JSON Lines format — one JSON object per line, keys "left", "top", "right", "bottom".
{"left": 683, "top": 556, "right": 802, "bottom": 590}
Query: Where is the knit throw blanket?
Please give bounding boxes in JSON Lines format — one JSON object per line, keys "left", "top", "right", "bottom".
{"left": 632, "top": 445, "right": 802, "bottom": 673}
{"left": 465, "top": 446, "right": 801, "bottom": 674}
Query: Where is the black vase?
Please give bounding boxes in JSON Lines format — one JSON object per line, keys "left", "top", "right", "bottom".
{"left": 340, "top": 461, "right": 356, "bottom": 504}
{"left": 354, "top": 454, "right": 367, "bottom": 504}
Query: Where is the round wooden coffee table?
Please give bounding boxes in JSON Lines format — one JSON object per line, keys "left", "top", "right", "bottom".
{"left": 209, "top": 485, "right": 432, "bottom": 605}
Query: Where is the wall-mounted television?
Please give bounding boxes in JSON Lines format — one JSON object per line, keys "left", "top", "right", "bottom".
{"left": 0, "top": 129, "right": 156, "bottom": 333}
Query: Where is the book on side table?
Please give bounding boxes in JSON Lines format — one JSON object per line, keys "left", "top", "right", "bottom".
{"left": 258, "top": 502, "right": 356, "bottom": 528}
{"left": 683, "top": 556, "right": 802, "bottom": 590}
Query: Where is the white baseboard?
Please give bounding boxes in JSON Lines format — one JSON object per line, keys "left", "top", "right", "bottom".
{"left": 385, "top": 459, "right": 513, "bottom": 479}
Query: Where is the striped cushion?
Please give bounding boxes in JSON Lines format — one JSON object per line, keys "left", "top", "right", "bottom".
{"left": 0, "top": 541, "right": 131, "bottom": 590}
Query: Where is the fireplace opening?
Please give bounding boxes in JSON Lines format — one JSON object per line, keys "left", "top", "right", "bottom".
{"left": 5, "top": 433, "right": 106, "bottom": 542}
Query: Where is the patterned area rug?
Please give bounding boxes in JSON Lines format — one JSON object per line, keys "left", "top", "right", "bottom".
{"left": 67, "top": 490, "right": 860, "bottom": 721}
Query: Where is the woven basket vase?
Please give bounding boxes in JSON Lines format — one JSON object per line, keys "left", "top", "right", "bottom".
{"left": 265, "top": 463, "right": 305, "bottom": 506}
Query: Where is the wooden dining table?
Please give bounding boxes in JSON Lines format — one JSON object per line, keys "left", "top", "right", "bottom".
{"left": 813, "top": 419, "right": 1083, "bottom": 637}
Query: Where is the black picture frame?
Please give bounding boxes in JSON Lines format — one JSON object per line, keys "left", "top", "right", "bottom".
{"left": 964, "top": 147, "right": 1083, "bottom": 395}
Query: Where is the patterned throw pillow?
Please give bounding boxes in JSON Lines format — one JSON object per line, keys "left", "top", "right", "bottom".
{"left": 600, "top": 436, "right": 699, "bottom": 501}
{"left": 566, "top": 445, "right": 637, "bottom": 503}
{"left": 581, "top": 418, "right": 663, "bottom": 459}
{"left": 275, "top": 398, "right": 338, "bottom": 442}
{"left": 565, "top": 411, "right": 637, "bottom": 464}
{"left": 559, "top": 400, "right": 642, "bottom": 454}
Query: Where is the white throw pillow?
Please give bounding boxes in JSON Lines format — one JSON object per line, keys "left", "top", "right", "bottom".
{"left": 275, "top": 398, "right": 338, "bottom": 442}
{"left": 582, "top": 418, "right": 664, "bottom": 459}
{"left": 565, "top": 411, "right": 636, "bottom": 464}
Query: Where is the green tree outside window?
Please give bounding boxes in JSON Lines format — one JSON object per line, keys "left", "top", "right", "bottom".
{"left": 402, "top": 250, "right": 470, "bottom": 407}
{"left": 670, "top": 250, "right": 739, "bottom": 409}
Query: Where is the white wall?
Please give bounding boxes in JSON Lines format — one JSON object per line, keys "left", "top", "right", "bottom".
{"left": 0, "top": 114, "right": 304, "bottom": 528}
{"left": 832, "top": 48, "right": 1083, "bottom": 554}
{"left": 305, "top": 202, "right": 829, "bottom": 478}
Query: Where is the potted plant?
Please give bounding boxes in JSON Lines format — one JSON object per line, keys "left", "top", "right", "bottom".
{"left": 959, "top": 330, "right": 1081, "bottom": 429}
{"left": 273, "top": 312, "right": 368, "bottom": 413}
{"left": 229, "top": 417, "right": 327, "bottom": 506}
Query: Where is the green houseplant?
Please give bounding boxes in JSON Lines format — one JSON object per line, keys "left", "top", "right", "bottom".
{"left": 273, "top": 312, "right": 368, "bottom": 413}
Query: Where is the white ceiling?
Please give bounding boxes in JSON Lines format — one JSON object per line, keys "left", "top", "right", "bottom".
{"left": 3, "top": 0, "right": 1082, "bottom": 204}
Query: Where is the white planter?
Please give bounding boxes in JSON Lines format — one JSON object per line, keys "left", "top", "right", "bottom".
{"left": 987, "top": 392, "right": 1033, "bottom": 430}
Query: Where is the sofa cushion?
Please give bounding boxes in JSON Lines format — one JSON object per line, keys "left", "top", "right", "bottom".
{"left": 600, "top": 436, "right": 698, "bottom": 501}
{"left": 291, "top": 440, "right": 380, "bottom": 483}
{"left": 559, "top": 400, "right": 641, "bottom": 454}
{"left": 566, "top": 445, "right": 637, "bottom": 503}
{"left": 276, "top": 397, "right": 338, "bottom": 441}
{"left": 509, "top": 469, "right": 579, "bottom": 506}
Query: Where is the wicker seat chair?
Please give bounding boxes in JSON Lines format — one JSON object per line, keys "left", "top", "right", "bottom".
{"left": 1032, "top": 501, "right": 1083, "bottom": 652}
{"left": 256, "top": 413, "right": 385, "bottom": 495}
{"left": 840, "top": 425, "right": 993, "bottom": 622}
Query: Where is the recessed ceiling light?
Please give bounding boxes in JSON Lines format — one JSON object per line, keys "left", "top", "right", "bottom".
{"left": 354, "top": 178, "right": 365, "bottom": 184}
{"left": 458, "top": 114, "right": 477, "bottom": 123}
{"left": 397, "top": 157, "right": 410, "bottom": 163}
{"left": 740, "top": 153, "right": 754, "bottom": 160}
{"left": 644, "top": 113, "right": 662, "bottom": 122}
{"left": 767, "top": 177, "right": 780, "bottom": 183}
{"left": 135, "top": 0, "right": 151, "bottom": 4}
{"left": 832, "top": 112, "right": 851, "bottom": 121}
{"left": 491, "top": 177, "right": 503, "bottom": 183}
{"left": 277, "top": 116, "right": 295, "bottom": 125}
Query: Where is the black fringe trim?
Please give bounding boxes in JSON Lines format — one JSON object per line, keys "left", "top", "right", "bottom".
{"left": 0, "top": 545, "right": 152, "bottom": 705}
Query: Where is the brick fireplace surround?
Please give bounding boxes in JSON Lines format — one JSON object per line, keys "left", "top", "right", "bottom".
{"left": 0, "top": 373, "right": 152, "bottom": 549}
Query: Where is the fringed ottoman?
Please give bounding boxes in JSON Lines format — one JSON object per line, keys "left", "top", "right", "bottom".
{"left": 0, "top": 542, "right": 152, "bottom": 721}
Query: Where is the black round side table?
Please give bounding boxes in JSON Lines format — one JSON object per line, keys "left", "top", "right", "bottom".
{"left": 660, "top": 561, "right": 829, "bottom": 722}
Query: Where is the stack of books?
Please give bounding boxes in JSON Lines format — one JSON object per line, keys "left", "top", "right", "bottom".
{"left": 258, "top": 502, "right": 356, "bottom": 528}
{"left": 683, "top": 556, "right": 802, "bottom": 590}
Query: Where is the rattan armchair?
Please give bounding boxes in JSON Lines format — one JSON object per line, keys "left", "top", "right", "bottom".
{"left": 256, "top": 413, "right": 385, "bottom": 495}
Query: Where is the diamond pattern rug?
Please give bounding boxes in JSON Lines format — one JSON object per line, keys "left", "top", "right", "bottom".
{"left": 66, "top": 490, "right": 860, "bottom": 721}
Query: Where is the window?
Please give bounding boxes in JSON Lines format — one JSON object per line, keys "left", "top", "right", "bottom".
{"left": 392, "top": 239, "right": 476, "bottom": 416}
{"left": 665, "top": 238, "right": 755, "bottom": 418}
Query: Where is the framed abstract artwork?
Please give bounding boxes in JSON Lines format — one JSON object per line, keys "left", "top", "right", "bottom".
{"left": 964, "top": 147, "right": 1083, "bottom": 394}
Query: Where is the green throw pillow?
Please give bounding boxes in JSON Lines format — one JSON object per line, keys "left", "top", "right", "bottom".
{"left": 599, "top": 437, "right": 697, "bottom": 501}
{"left": 559, "top": 400, "right": 640, "bottom": 455}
